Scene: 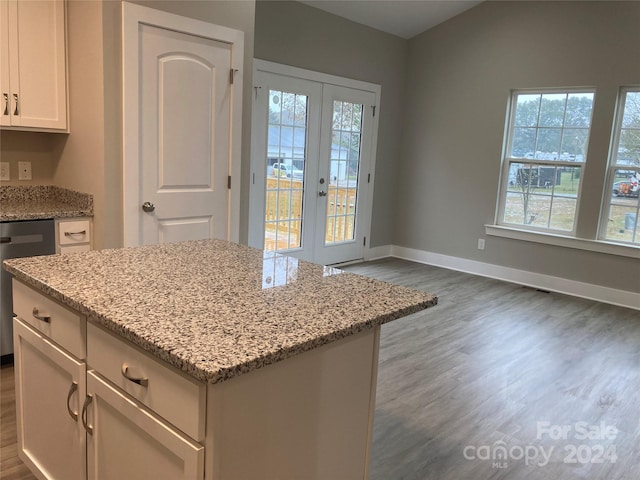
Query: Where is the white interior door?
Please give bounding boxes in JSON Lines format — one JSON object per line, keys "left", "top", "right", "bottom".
{"left": 250, "top": 62, "right": 380, "bottom": 265}
{"left": 139, "top": 25, "right": 230, "bottom": 245}
{"left": 123, "top": 3, "right": 244, "bottom": 247}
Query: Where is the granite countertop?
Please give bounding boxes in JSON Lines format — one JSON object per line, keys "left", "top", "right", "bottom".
{"left": 0, "top": 185, "right": 93, "bottom": 221}
{"left": 3, "top": 239, "right": 437, "bottom": 384}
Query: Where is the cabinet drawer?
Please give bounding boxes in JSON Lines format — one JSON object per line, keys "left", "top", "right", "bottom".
{"left": 58, "top": 219, "right": 91, "bottom": 245}
{"left": 12, "top": 280, "right": 86, "bottom": 359}
{"left": 87, "top": 322, "right": 206, "bottom": 442}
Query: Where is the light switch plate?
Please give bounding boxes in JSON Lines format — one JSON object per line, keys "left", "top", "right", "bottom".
{"left": 18, "top": 161, "right": 32, "bottom": 180}
{"left": 0, "top": 162, "right": 9, "bottom": 181}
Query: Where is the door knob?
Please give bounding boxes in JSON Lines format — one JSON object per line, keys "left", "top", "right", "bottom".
{"left": 142, "top": 201, "right": 155, "bottom": 213}
{"left": 318, "top": 190, "right": 327, "bottom": 197}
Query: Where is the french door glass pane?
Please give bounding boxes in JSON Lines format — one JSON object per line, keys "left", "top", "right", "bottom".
{"left": 325, "top": 100, "right": 363, "bottom": 245}
{"left": 264, "top": 90, "right": 307, "bottom": 252}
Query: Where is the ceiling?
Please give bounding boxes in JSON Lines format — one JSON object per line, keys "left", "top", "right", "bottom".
{"left": 299, "top": 0, "right": 483, "bottom": 39}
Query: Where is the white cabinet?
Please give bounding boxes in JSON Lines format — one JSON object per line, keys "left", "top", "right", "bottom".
{"left": 0, "top": 0, "right": 68, "bottom": 131}
{"left": 85, "top": 371, "right": 204, "bottom": 480}
{"left": 13, "top": 318, "right": 86, "bottom": 480}
{"left": 12, "top": 279, "right": 205, "bottom": 480}
{"left": 56, "top": 218, "right": 92, "bottom": 254}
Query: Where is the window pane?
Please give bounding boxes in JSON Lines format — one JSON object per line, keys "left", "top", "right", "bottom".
{"left": 265, "top": 89, "right": 308, "bottom": 252}
{"left": 549, "top": 197, "right": 577, "bottom": 231}
{"left": 604, "top": 205, "right": 638, "bottom": 243}
{"left": 565, "top": 93, "right": 594, "bottom": 127}
{"left": 535, "top": 128, "right": 562, "bottom": 159}
{"left": 514, "top": 94, "right": 540, "bottom": 127}
{"left": 622, "top": 92, "right": 640, "bottom": 128}
{"left": 539, "top": 93, "right": 566, "bottom": 127}
{"left": 526, "top": 194, "right": 551, "bottom": 227}
{"left": 511, "top": 128, "right": 536, "bottom": 157}
{"left": 560, "top": 128, "right": 589, "bottom": 161}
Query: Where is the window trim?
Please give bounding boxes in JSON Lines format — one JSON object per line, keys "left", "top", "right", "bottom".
{"left": 485, "top": 224, "right": 640, "bottom": 259}
{"left": 496, "top": 88, "right": 595, "bottom": 236}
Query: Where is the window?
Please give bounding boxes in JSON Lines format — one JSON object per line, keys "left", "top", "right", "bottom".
{"left": 601, "top": 88, "right": 640, "bottom": 245}
{"left": 498, "top": 90, "right": 595, "bottom": 233}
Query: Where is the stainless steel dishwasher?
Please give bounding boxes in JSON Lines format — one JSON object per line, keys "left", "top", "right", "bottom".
{"left": 1, "top": 220, "right": 56, "bottom": 363}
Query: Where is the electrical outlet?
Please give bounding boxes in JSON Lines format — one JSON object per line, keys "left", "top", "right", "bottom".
{"left": 0, "top": 162, "right": 9, "bottom": 181}
{"left": 18, "top": 161, "right": 32, "bottom": 180}
{"left": 477, "top": 238, "right": 486, "bottom": 250}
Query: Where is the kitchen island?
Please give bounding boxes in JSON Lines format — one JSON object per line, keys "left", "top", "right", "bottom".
{"left": 4, "top": 239, "right": 437, "bottom": 480}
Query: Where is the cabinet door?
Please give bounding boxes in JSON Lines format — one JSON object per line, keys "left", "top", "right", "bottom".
{"left": 6, "top": 0, "right": 67, "bottom": 130}
{"left": 13, "top": 318, "right": 86, "bottom": 480}
{"left": 86, "top": 371, "right": 204, "bottom": 480}
{"left": 0, "top": 1, "right": 10, "bottom": 127}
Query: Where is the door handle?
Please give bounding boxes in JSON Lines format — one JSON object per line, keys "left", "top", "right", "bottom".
{"left": 12, "top": 93, "right": 18, "bottom": 115}
{"left": 318, "top": 191, "right": 327, "bottom": 197}
{"left": 2, "top": 93, "right": 8, "bottom": 115}
{"left": 142, "top": 201, "right": 155, "bottom": 213}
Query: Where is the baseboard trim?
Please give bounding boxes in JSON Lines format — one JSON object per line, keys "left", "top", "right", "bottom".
{"left": 365, "top": 245, "right": 392, "bottom": 262}
{"left": 382, "top": 245, "right": 639, "bottom": 311}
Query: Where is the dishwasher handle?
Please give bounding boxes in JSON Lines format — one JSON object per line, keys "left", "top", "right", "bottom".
{"left": 0, "top": 234, "right": 45, "bottom": 245}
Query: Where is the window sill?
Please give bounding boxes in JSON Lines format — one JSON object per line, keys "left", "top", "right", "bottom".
{"left": 485, "top": 225, "right": 640, "bottom": 259}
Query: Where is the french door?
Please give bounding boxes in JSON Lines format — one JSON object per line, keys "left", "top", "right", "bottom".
{"left": 249, "top": 61, "right": 380, "bottom": 265}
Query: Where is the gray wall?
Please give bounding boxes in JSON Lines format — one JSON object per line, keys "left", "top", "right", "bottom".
{"left": 397, "top": 1, "right": 640, "bottom": 292}
{"left": 254, "top": 0, "right": 408, "bottom": 247}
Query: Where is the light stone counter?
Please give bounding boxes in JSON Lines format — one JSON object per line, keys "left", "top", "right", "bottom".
{"left": 0, "top": 185, "right": 93, "bottom": 221}
{"left": 4, "top": 239, "right": 437, "bottom": 384}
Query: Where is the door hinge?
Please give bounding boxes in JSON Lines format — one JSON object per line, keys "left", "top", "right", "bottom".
{"left": 363, "top": 236, "right": 367, "bottom": 246}
{"left": 372, "top": 105, "right": 376, "bottom": 117}
{"left": 230, "top": 69, "right": 238, "bottom": 85}
{"left": 228, "top": 175, "right": 232, "bottom": 189}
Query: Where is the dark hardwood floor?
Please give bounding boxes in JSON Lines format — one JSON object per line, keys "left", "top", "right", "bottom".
{"left": 1, "top": 258, "right": 639, "bottom": 479}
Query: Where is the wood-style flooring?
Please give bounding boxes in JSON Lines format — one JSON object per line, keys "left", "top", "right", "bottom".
{"left": 1, "top": 258, "right": 639, "bottom": 480}
{"left": 343, "top": 258, "right": 640, "bottom": 480}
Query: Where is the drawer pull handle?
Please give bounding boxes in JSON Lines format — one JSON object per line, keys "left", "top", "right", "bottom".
{"left": 82, "top": 394, "right": 94, "bottom": 435}
{"left": 121, "top": 364, "right": 149, "bottom": 387}
{"left": 64, "top": 230, "right": 87, "bottom": 237}
{"left": 67, "top": 381, "right": 79, "bottom": 421}
{"left": 32, "top": 308, "right": 51, "bottom": 323}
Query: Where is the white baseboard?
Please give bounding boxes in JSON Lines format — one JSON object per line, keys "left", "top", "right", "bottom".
{"left": 369, "top": 245, "right": 639, "bottom": 311}
{"left": 365, "top": 245, "right": 392, "bottom": 262}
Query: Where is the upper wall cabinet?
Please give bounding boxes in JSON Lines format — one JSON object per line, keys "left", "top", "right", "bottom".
{"left": 0, "top": 0, "right": 68, "bottom": 132}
